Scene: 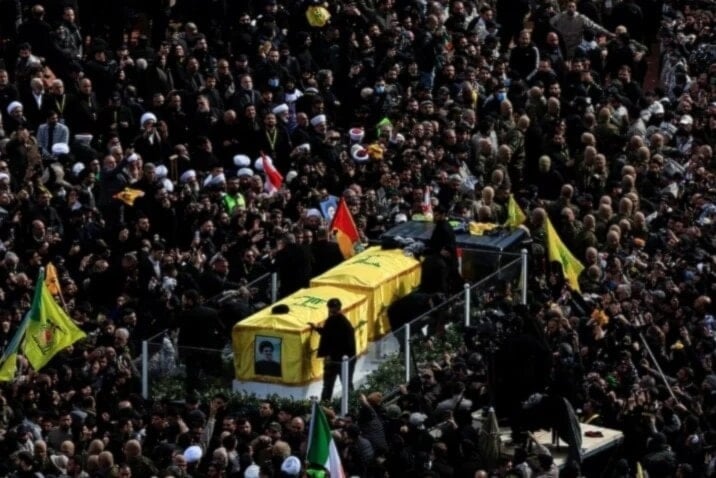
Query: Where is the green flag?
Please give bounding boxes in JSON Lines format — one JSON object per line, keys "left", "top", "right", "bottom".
{"left": 0, "top": 314, "right": 31, "bottom": 381}
{"left": 306, "top": 402, "right": 345, "bottom": 478}
{"left": 22, "top": 271, "right": 86, "bottom": 371}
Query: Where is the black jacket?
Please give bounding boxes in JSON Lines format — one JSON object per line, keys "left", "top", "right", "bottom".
{"left": 428, "top": 219, "right": 457, "bottom": 257}
{"left": 317, "top": 312, "right": 356, "bottom": 361}
{"left": 199, "top": 269, "right": 240, "bottom": 298}
{"left": 274, "top": 243, "right": 311, "bottom": 298}
{"left": 509, "top": 44, "right": 540, "bottom": 79}
{"left": 311, "top": 239, "right": 344, "bottom": 277}
{"left": 177, "top": 304, "right": 224, "bottom": 349}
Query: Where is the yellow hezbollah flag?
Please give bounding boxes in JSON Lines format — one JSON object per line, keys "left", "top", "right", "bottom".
{"left": 0, "top": 314, "right": 31, "bottom": 382}
{"left": 22, "top": 271, "right": 86, "bottom": 371}
{"left": 504, "top": 194, "right": 526, "bottom": 229}
{"left": 113, "top": 187, "right": 145, "bottom": 206}
{"left": 306, "top": 5, "right": 331, "bottom": 27}
{"left": 469, "top": 222, "right": 498, "bottom": 236}
{"left": 331, "top": 198, "right": 360, "bottom": 258}
{"left": 545, "top": 216, "right": 584, "bottom": 292}
{"left": 45, "top": 262, "right": 61, "bottom": 297}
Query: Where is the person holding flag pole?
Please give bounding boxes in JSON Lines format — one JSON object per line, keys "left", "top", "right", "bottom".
{"left": 544, "top": 215, "right": 585, "bottom": 292}
{"left": 0, "top": 268, "right": 86, "bottom": 381}
{"left": 306, "top": 398, "right": 346, "bottom": 478}
{"left": 422, "top": 185, "right": 434, "bottom": 221}
{"left": 331, "top": 197, "right": 361, "bottom": 259}
{"left": 260, "top": 152, "right": 284, "bottom": 196}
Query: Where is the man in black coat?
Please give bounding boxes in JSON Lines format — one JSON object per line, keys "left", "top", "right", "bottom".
{"left": 413, "top": 15, "right": 442, "bottom": 90}
{"left": 310, "top": 226, "right": 344, "bottom": 277}
{"left": 66, "top": 78, "right": 98, "bottom": 136}
{"left": 609, "top": 0, "right": 644, "bottom": 42}
{"left": 509, "top": 31, "right": 540, "bottom": 80}
{"left": 495, "top": 311, "right": 553, "bottom": 444}
{"left": 273, "top": 233, "right": 311, "bottom": 298}
{"left": 428, "top": 205, "right": 462, "bottom": 292}
{"left": 310, "top": 298, "right": 356, "bottom": 402}
{"left": 177, "top": 289, "right": 224, "bottom": 393}
{"left": 199, "top": 253, "right": 241, "bottom": 298}
{"left": 428, "top": 205, "right": 456, "bottom": 257}
{"left": 18, "top": 5, "right": 54, "bottom": 60}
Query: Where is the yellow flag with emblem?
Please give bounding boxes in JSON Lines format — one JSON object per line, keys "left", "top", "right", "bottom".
{"left": 545, "top": 216, "right": 584, "bottom": 292}
{"left": 469, "top": 222, "right": 498, "bottom": 236}
{"left": 504, "top": 194, "right": 526, "bottom": 229}
{"left": 22, "top": 271, "right": 86, "bottom": 371}
{"left": 306, "top": 5, "right": 331, "bottom": 27}
{"left": 113, "top": 187, "right": 145, "bottom": 206}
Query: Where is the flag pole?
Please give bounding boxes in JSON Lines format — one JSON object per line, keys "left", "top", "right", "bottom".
{"left": 0, "top": 267, "right": 47, "bottom": 364}
{"left": 306, "top": 396, "right": 318, "bottom": 455}
{"left": 56, "top": 287, "right": 68, "bottom": 310}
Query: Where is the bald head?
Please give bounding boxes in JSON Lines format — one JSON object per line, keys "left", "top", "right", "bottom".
{"left": 583, "top": 214, "right": 595, "bottom": 229}
{"left": 123, "top": 439, "right": 142, "bottom": 458}
{"left": 517, "top": 115, "right": 530, "bottom": 130}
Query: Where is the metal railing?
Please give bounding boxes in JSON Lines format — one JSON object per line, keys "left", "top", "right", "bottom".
{"left": 332, "top": 250, "right": 528, "bottom": 414}
{"left": 140, "top": 272, "right": 278, "bottom": 399}
{"left": 141, "top": 330, "right": 231, "bottom": 399}
{"left": 141, "top": 250, "right": 529, "bottom": 408}
{"left": 208, "top": 272, "right": 278, "bottom": 309}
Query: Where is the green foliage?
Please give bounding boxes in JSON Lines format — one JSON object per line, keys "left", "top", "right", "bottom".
{"left": 149, "top": 324, "right": 465, "bottom": 416}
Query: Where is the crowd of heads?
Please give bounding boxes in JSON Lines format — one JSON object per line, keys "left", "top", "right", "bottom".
{"left": 0, "top": 0, "right": 714, "bottom": 476}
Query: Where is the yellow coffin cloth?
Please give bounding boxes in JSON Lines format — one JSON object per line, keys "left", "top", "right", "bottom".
{"left": 310, "top": 246, "right": 421, "bottom": 341}
{"left": 232, "top": 286, "right": 368, "bottom": 384}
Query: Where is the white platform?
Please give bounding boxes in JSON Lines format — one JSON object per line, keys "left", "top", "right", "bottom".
{"left": 233, "top": 334, "right": 403, "bottom": 398}
{"left": 487, "top": 423, "right": 624, "bottom": 467}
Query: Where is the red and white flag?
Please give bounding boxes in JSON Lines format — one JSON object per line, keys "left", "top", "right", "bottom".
{"left": 422, "top": 185, "right": 433, "bottom": 220}
{"left": 261, "top": 152, "right": 283, "bottom": 195}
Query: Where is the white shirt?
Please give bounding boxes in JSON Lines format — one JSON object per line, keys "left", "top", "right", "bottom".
{"left": 33, "top": 91, "right": 44, "bottom": 109}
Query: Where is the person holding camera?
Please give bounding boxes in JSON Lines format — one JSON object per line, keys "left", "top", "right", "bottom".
{"left": 309, "top": 298, "right": 356, "bottom": 402}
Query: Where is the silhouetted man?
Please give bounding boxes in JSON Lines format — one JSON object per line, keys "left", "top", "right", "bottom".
{"left": 310, "top": 298, "right": 356, "bottom": 402}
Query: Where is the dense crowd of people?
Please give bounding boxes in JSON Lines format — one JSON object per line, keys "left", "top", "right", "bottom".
{"left": 0, "top": 0, "right": 715, "bottom": 476}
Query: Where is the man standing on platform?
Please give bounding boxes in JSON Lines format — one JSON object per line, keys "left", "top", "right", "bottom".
{"left": 310, "top": 298, "right": 356, "bottom": 402}
{"left": 428, "top": 204, "right": 462, "bottom": 292}
{"left": 177, "top": 289, "right": 223, "bottom": 393}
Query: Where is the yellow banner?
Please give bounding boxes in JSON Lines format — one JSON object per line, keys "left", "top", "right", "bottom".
{"left": 232, "top": 286, "right": 368, "bottom": 384}
{"left": 545, "top": 216, "right": 585, "bottom": 292}
{"left": 311, "top": 247, "right": 421, "bottom": 340}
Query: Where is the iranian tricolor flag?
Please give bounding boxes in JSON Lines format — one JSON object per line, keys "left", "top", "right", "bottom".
{"left": 306, "top": 401, "right": 345, "bottom": 478}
